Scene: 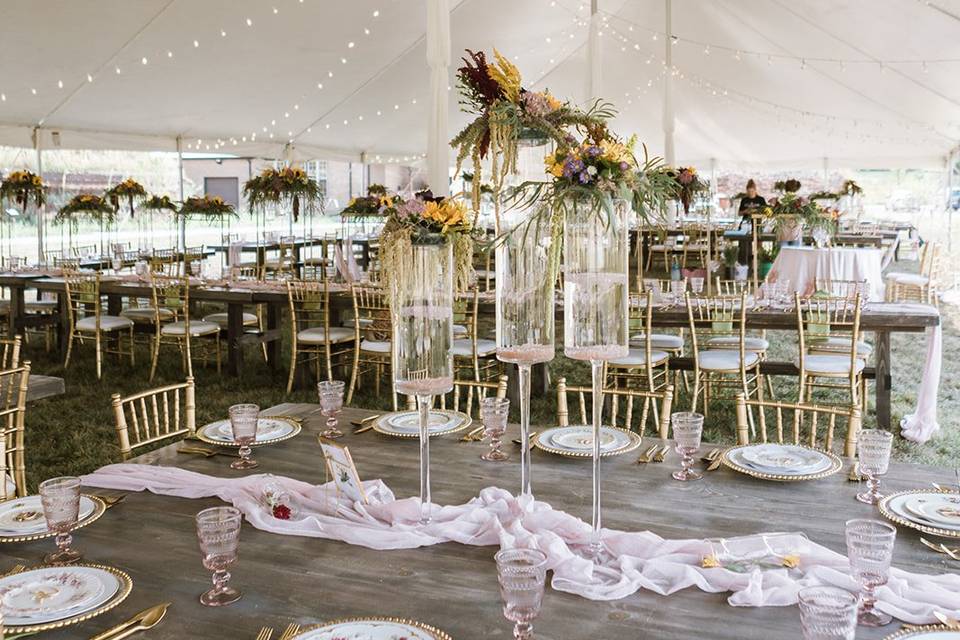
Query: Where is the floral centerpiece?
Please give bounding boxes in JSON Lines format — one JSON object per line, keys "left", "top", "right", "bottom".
{"left": 378, "top": 189, "right": 475, "bottom": 293}
{"left": 660, "top": 166, "right": 707, "bottom": 214}
{"left": 341, "top": 184, "right": 396, "bottom": 217}
{"left": 243, "top": 166, "right": 323, "bottom": 222}
{"left": 763, "top": 192, "right": 835, "bottom": 238}
{"left": 54, "top": 194, "right": 117, "bottom": 224}
{"left": 451, "top": 49, "right": 612, "bottom": 227}
{"left": 105, "top": 178, "right": 147, "bottom": 218}
{"left": 838, "top": 179, "right": 863, "bottom": 196}
{"left": 0, "top": 170, "right": 45, "bottom": 209}
{"left": 809, "top": 190, "right": 839, "bottom": 201}
{"left": 141, "top": 194, "right": 179, "bottom": 214}
{"left": 178, "top": 195, "right": 237, "bottom": 219}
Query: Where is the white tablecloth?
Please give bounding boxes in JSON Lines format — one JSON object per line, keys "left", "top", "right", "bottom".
{"left": 767, "top": 247, "right": 885, "bottom": 301}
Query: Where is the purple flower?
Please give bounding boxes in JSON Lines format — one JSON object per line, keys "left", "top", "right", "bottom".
{"left": 578, "top": 171, "right": 591, "bottom": 184}
{"left": 522, "top": 91, "right": 551, "bottom": 117}
{"left": 586, "top": 145, "right": 602, "bottom": 157}
{"left": 619, "top": 162, "right": 629, "bottom": 171}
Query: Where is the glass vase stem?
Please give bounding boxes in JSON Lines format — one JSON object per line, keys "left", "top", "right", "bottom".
{"left": 417, "top": 394, "right": 432, "bottom": 525}
{"left": 518, "top": 363, "right": 532, "bottom": 497}
{"left": 589, "top": 358, "right": 604, "bottom": 557}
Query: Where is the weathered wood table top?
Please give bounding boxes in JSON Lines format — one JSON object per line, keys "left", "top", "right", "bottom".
{"left": 6, "top": 404, "right": 955, "bottom": 639}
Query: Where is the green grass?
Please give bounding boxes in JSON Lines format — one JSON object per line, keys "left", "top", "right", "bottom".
{"left": 20, "top": 259, "right": 960, "bottom": 491}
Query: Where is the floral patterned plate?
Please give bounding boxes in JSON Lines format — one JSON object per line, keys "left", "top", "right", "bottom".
{"left": 197, "top": 417, "right": 301, "bottom": 446}
{"left": 0, "top": 495, "right": 105, "bottom": 541}
{"left": 0, "top": 566, "right": 119, "bottom": 626}
{"left": 372, "top": 411, "right": 471, "bottom": 438}
{"left": 290, "top": 617, "right": 452, "bottom": 640}
{"left": 533, "top": 425, "right": 642, "bottom": 457}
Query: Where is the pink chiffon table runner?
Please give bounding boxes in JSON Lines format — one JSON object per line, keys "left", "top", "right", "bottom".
{"left": 82, "top": 464, "right": 960, "bottom": 625}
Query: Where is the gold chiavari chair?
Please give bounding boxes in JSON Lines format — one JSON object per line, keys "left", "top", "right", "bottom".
{"left": 150, "top": 247, "right": 178, "bottom": 275}
{"left": 795, "top": 292, "right": 865, "bottom": 410}
{"left": 734, "top": 393, "right": 861, "bottom": 459}
{"left": 709, "top": 280, "right": 773, "bottom": 377}
{"left": 714, "top": 278, "right": 752, "bottom": 297}
{"left": 883, "top": 242, "right": 929, "bottom": 299}
{"left": 888, "top": 242, "right": 941, "bottom": 306}
{"left": 148, "top": 274, "right": 222, "bottom": 381}
{"left": 346, "top": 284, "right": 398, "bottom": 409}
{"left": 286, "top": 278, "right": 355, "bottom": 394}
{"left": 265, "top": 235, "right": 297, "bottom": 280}
{"left": 0, "top": 336, "right": 22, "bottom": 369}
{"left": 437, "top": 375, "right": 509, "bottom": 419}
{"left": 680, "top": 224, "right": 710, "bottom": 269}
{"left": 53, "top": 256, "right": 81, "bottom": 270}
{"left": 0, "top": 363, "right": 30, "bottom": 500}
{"left": 557, "top": 377, "right": 673, "bottom": 439}
{"left": 111, "top": 378, "right": 196, "bottom": 460}
{"left": 302, "top": 234, "right": 339, "bottom": 281}
{"left": 64, "top": 271, "right": 135, "bottom": 379}
{"left": 452, "top": 288, "right": 498, "bottom": 382}
{"left": 607, "top": 291, "right": 671, "bottom": 397}
{"left": 71, "top": 244, "right": 98, "bottom": 259}
{"left": 183, "top": 246, "right": 206, "bottom": 277}
{"left": 203, "top": 265, "right": 268, "bottom": 361}
{"left": 644, "top": 229, "right": 681, "bottom": 272}
{"left": 472, "top": 244, "right": 495, "bottom": 293}
{"left": 686, "top": 292, "right": 763, "bottom": 420}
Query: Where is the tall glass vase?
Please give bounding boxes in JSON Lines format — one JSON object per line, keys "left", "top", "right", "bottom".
{"left": 496, "top": 210, "right": 555, "bottom": 497}
{"left": 563, "top": 196, "right": 629, "bottom": 558}
{"left": 391, "top": 236, "right": 454, "bottom": 524}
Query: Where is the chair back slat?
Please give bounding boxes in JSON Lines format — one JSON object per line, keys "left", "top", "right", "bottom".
{"left": 112, "top": 378, "right": 196, "bottom": 459}
{"left": 0, "top": 363, "right": 30, "bottom": 500}
{"left": 442, "top": 375, "right": 508, "bottom": 417}
{"left": 735, "top": 393, "right": 861, "bottom": 457}
{"left": 556, "top": 377, "right": 673, "bottom": 438}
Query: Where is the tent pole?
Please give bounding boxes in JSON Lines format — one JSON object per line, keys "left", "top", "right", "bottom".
{"left": 177, "top": 136, "right": 185, "bottom": 257}
{"left": 426, "top": 0, "right": 451, "bottom": 198}
{"left": 588, "top": 0, "right": 601, "bottom": 100}
{"left": 663, "top": 0, "right": 676, "bottom": 167}
{"left": 33, "top": 127, "right": 44, "bottom": 265}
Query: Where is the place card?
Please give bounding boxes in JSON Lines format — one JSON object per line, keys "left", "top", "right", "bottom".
{"left": 319, "top": 438, "right": 367, "bottom": 505}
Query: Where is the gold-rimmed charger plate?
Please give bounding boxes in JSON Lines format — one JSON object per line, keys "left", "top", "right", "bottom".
{"left": 196, "top": 416, "right": 301, "bottom": 447}
{"left": 883, "top": 626, "right": 960, "bottom": 639}
{"left": 721, "top": 444, "right": 843, "bottom": 481}
{"left": 290, "top": 616, "right": 452, "bottom": 640}
{"left": 0, "top": 495, "right": 106, "bottom": 543}
{"left": 372, "top": 410, "right": 471, "bottom": 439}
{"left": 533, "top": 425, "right": 643, "bottom": 458}
{"left": 1, "top": 563, "right": 133, "bottom": 635}
{"left": 879, "top": 489, "right": 960, "bottom": 540}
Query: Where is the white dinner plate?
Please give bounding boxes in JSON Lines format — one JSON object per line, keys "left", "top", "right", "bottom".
{"left": 0, "top": 495, "right": 99, "bottom": 537}
{"left": 889, "top": 493, "right": 960, "bottom": 531}
{"left": 372, "top": 411, "right": 470, "bottom": 438}
{"left": 198, "top": 417, "right": 299, "bottom": 445}
{"left": 534, "top": 425, "right": 642, "bottom": 457}
{"left": 291, "top": 617, "right": 451, "bottom": 640}
{"left": 0, "top": 566, "right": 120, "bottom": 626}
{"left": 733, "top": 445, "right": 833, "bottom": 475}
{"left": 902, "top": 493, "right": 960, "bottom": 528}
{"left": 721, "top": 444, "right": 842, "bottom": 482}
{"left": 883, "top": 628, "right": 960, "bottom": 639}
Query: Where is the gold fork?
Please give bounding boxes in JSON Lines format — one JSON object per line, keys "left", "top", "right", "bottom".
{"left": 279, "top": 623, "right": 301, "bottom": 640}
{"left": 920, "top": 537, "right": 960, "bottom": 559}
{"left": 653, "top": 444, "right": 670, "bottom": 462}
{"left": 637, "top": 444, "right": 659, "bottom": 464}
{"left": 256, "top": 626, "right": 274, "bottom": 640}
{"left": 3, "top": 564, "right": 25, "bottom": 577}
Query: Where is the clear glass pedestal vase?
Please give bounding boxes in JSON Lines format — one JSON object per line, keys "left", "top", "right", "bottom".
{"left": 562, "top": 195, "right": 629, "bottom": 558}
{"left": 496, "top": 210, "right": 556, "bottom": 497}
{"left": 391, "top": 235, "right": 454, "bottom": 524}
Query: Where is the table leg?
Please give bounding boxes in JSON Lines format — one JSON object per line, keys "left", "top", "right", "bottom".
{"left": 227, "top": 302, "right": 245, "bottom": 376}
{"left": 874, "top": 330, "right": 892, "bottom": 429}
{"left": 8, "top": 284, "right": 24, "bottom": 336}
{"left": 56, "top": 292, "right": 69, "bottom": 359}
{"left": 265, "top": 302, "right": 281, "bottom": 369}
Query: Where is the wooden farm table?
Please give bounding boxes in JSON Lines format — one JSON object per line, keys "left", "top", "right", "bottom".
{"left": 2, "top": 404, "right": 951, "bottom": 639}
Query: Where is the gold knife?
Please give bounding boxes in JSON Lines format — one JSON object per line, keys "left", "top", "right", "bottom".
{"left": 637, "top": 444, "right": 658, "bottom": 464}
{"left": 706, "top": 453, "right": 725, "bottom": 472}
{"left": 350, "top": 414, "right": 381, "bottom": 427}
{"left": 459, "top": 426, "right": 484, "bottom": 442}
{"left": 89, "top": 602, "right": 170, "bottom": 640}
{"left": 701, "top": 448, "right": 721, "bottom": 464}
{"left": 354, "top": 423, "right": 376, "bottom": 434}
{"left": 653, "top": 444, "right": 670, "bottom": 462}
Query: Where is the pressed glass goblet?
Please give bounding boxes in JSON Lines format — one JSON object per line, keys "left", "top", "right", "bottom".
{"left": 798, "top": 586, "right": 858, "bottom": 640}
{"left": 317, "top": 380, "right": 346, "bottom": 439}
{"left": 39, "top": 476, "right": 82, "bottom": 564}
{"left": 671, "top": 412, "right": 704, "bottom": 481}
{"left": 845, "top": 518, "right": 896, "bottom": 627}
{"left": 196, "top": 506, "right": 242, "bottom": 606}
{"left": 228, "top": 403, "right": 260, "bottom": 470}
{"left": 480, "top": 397, "right": 510, "bottom": 462}
{"left": 495, "top": 548, "right": 548, "bottom": 640}
{"left": 856, "top": 429, "right": 893, "bottom": 505}
{"left": 690, "top": 276, "right": 705, "bottom": 295}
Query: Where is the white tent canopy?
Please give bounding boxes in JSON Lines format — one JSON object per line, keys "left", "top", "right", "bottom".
{"left": 1, "top": 0, "right": 959, "bottom": 168}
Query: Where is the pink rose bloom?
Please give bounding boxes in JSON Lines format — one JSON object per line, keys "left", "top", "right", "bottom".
{"left": 678, "top": 170, "right": 693, "bottom": 185}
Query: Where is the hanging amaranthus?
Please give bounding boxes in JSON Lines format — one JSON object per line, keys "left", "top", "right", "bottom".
{"left": 105, "top": 178, "right": 147, "bottom": 218}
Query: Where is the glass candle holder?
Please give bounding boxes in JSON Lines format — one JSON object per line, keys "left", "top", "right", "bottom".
{"left": 392, "top": 236, "right": 454, "bottom": 524}
{"left": 39, "top": 476, "right": 82, "bottom": 564}
{"left": 856, "top": 429, "right": 893, "bottom": 505}
{"left": 496, "top": 211, "right": 555, "bottom": 495}
{"left": 845, "top": 518, "right": 896, "bottom": 627}
{"left": 563, "top": 195, "right": 628, "bottom": 558}
{"left": 196, "top": 506, "right": 243, "bottom": 607}
{"left": 228, "top": 403, "right": 260, "bottom": 470}
{"left": 318, "top": 380, "right": 346, "bottom": 439}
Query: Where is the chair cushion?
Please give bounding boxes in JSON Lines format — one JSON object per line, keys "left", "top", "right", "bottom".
{"left": 202, "top": 312, "right": 257, "bottom": 328}
{"left": 76, "top": 315, "right": 133, "bottom": 332}
{"left": 453, "top": 323, "right": 468, "bottom": 338}
{"left": 360, "top": 339, "right": 391, "bottom": 353}
{"left": 297, "top": 326, "right": 354, "bottom": 344}
{"left": 451, "top": 338, "right": 497, "bottom": 357}
{"left": 24, "top": 300, "right": 57, "bottom": 312}
{"left": 608, "top": 348, "right": 670, "bottom": 367}
{"left": 798, "top": 354, "right": 866, "bottom": 375}
{"left": 630, "top": 333, "right": 684, "bottom": 350}
{"left": 705, "top": 335, "right": 770, "bottom": 352}
{"left": 884, "top": 271, "right": 911, "bottom": 282}
{"left": 697, "top": 350, "right": 759, "bottom": 371}
{"left": 807, "top": 336, "right": 873, "bottom": 357}
{"left": 890, "top": 274, "right": 929, "bottom": 287}
{"left": 161, "top": 320, "right": 221, "bottom": 336}
{"left": 121, "top": 307, "right": 175, "bottom": 323}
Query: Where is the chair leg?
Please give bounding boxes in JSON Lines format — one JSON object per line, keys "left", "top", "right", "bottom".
{"left": 149, "top": 335, "right": 160, "bottom": 381}
{"left": 690, "top": 372, "right": 701, "bottom": 413}
{"left": 64, "top": 330, "right": 75, "bottom": 369}
{"left": 95, "top": 333, "right": 102, "bottom": 380}
{"left": 286, "top": 344, "right": 298, "bottom": 395}
{"left": 128, "top": 328, "right": 135, "bottom": 366}
{"left": 346, "top": 348, "right": 360, "bottom": 404}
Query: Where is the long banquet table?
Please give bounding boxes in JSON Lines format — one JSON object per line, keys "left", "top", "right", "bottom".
{"left": 8, "top": 404, "right": 954, "bottom": 639}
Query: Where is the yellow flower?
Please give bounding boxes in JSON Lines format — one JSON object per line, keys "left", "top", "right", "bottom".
{"left": 347, "top": 198, "right": 357, "bottom": 208}
{"left": 600, "top": 139, "right": 632, "bottom": 164}
{"left": 544, "top": 91, "right": 562, "bottom": 111}
{"left": 544, "top": 154, "right": 564, "bottom": 178}
{"left": 781, "top": 555, "right": 800, "bottom": 569}
{"left": 379, "top": 195, "right": 394, "bottom": 208}
{"left": 32, "top": 175, "right": 42, "bottom": 186}
{"left": 762, "top": 206, "right": 773, "bottom": 217}
{"left": 701, "top": 555, "right": 721, "bottom": 569}
{"left": 488, "top": 48, "right": 522, "bottom": 103}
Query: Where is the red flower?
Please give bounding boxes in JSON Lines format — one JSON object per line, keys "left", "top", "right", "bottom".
{"left": 272, "top": 504, "right": 291, "bottom": 520}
